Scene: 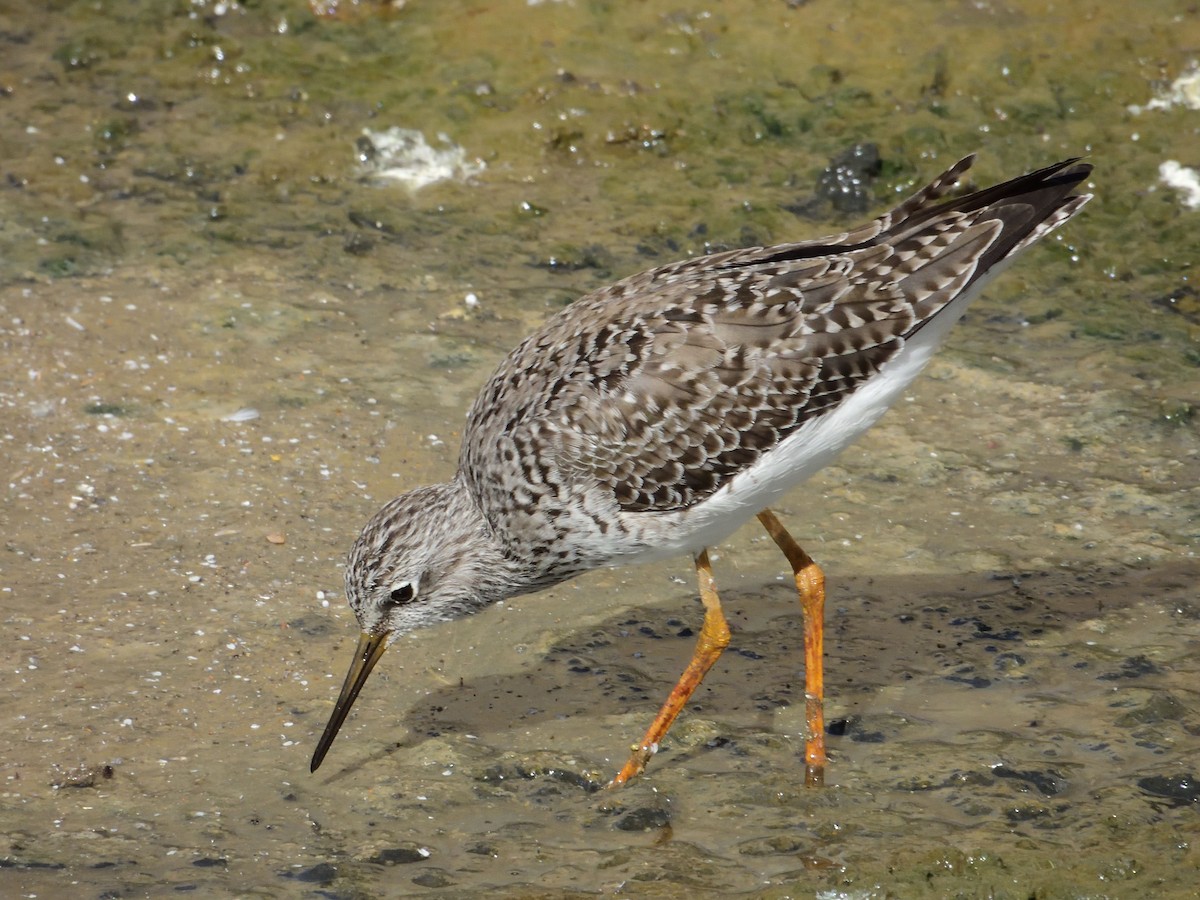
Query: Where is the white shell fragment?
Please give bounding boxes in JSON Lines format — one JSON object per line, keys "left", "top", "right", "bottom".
{"left": 1159, "top": 160, "right": 1200, "bottom": 210}
{"left": 221, "top": 408, "right": 261, "bottom": 423}
{"left": 357, "top": 127, "right": 485, "bottom": 190}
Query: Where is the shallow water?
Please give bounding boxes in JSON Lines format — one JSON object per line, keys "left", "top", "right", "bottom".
{"left": 2, "top": 0, "right": 1198, "bottom": 897}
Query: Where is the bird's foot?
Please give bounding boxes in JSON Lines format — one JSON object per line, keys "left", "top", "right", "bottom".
{"left": 607, "top": 742, "right": 658, "bottom": 788}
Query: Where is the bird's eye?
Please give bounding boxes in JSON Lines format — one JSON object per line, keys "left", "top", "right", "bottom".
{"left": 388, "top": 583, "right": 416, "bottom": 605}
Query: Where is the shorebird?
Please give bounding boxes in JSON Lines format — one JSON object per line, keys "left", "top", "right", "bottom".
{"left": 310, "top": 155, "right": 1091, "bottom": 786}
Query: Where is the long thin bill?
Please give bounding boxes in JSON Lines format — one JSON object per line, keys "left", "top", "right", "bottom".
{"left": 310, "top": 631, "right": 390, "bottom": 773}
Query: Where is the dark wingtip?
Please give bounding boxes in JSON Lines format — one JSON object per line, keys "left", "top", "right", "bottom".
{"left": 1041, "top": 157, "right": 1092, "bottom": 190}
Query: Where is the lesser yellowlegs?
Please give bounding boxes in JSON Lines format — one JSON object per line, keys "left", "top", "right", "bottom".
{"left": 310, "top": 155, "right": 1092, "bottom": 786}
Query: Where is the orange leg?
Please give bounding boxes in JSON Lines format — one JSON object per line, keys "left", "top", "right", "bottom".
{"left": 609, "top": 548, "right": 730, "bottom": 787}
{"left": 756, "top": 508, "right": 827, "bottom": 788}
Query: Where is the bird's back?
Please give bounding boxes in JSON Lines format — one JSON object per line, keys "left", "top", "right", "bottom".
{"left": 458, "top": 156, "right": 1091, "bottom": 574}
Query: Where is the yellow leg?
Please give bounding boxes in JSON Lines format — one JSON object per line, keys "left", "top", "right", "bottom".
{"left": 609, "top": 548, "right": 730, "bottom": 787}
{"left": 756, "top": 509, "right": 827, "bottom": 788}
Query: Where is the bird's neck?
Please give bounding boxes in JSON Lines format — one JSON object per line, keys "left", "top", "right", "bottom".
{"left": 439, "top": 476, "right": 534, "bottom": 607}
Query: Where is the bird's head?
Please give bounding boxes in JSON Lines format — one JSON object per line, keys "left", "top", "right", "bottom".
{"left": 310, "top": 480, "right": 509, "bottom": 773}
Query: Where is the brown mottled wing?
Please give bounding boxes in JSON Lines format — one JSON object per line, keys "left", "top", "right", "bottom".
{"left": 547, "top": 248, "right": 916, "bottom": 511}
{"left": 464, "top": 156, "right": 1091, "bottom": 515}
